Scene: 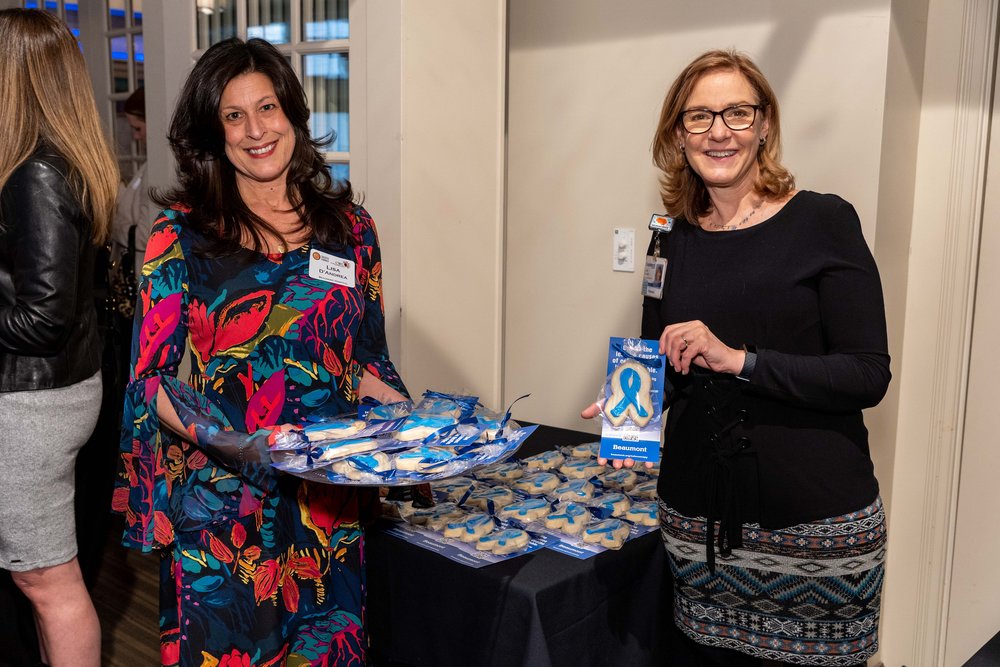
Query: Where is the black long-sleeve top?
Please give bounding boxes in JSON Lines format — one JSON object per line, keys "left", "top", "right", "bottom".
{"left": 642, "top": 191, "right": 890, "bottom": 545}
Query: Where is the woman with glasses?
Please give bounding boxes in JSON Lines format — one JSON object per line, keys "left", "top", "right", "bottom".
{"left": 590, "top": 50, "right": 890, "bottom": 666}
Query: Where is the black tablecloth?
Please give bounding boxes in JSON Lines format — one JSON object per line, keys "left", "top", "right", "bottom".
{"left": 366, "top": 423, "right": 691, "bottom": 667}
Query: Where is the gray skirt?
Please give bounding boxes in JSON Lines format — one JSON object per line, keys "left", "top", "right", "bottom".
{"left": 0, "top": 371, "right": 102, "bottom": 571}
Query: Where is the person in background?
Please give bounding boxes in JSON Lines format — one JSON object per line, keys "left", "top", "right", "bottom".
{"left": 586, "top": 49, "right": 890, "bottom": 666}
{"left": 111, "top": 86, "right": 154, "bottom": 282}
{"left": 113, "top": 37, "right": 407, "bottom": 666}
{"left": 0, "top": 9, "right": 120, "bottom": 667}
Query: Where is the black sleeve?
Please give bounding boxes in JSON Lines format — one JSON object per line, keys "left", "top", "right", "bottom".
{"left": 746, "top": 199, "right": 891, "bottom": 411}
{"left": 0, "top": 159, "right": 85, "bottom": 355}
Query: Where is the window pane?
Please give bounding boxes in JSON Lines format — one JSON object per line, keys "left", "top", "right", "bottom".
{"left": 114, "top": 100, "right": 135, "bottom": 159}
{"left": 247, "top": 0, "right": 290, "bottom": 45}
{"left": 196, "top": 0, "right": 237, "bottom": 49}
{"left": 132, "top": 33, "right": 144, "bottom": 89}
{"left": 132, "top": 0, "right": 143, "bottom": 27}
{"left": 66, "top": 2, "right": 80, "bottom": 36}
{"left": 108, "top": 0, "right": 126, "bottom": 30}
{"left": 304, "top": 0, "right": 348, "bottom": 41}
{"left": 304, "top": 53, "right": 348, "bottom": 152}
{"left": 328, "top": 163, "right": 349, "bottom": 186}
{"left": 109, "top": 36, "right": 129, "bottom": 93}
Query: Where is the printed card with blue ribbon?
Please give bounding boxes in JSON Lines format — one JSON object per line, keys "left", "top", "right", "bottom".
{"left": 598, "top": 337, "right": 665, "bottom": 463}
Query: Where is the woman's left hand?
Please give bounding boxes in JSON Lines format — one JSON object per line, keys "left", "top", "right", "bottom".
{"left": 358, "top": 369, "right": 408, "bottom": 405}
{"left": 660, "top": 320, "right": 745, "bottom": 376}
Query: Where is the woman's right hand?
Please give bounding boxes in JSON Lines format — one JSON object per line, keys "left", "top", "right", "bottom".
{"left": 579, "top": 401, "right": 653, "bottom": 470}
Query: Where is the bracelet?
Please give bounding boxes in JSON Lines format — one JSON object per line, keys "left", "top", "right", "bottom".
{"left": 736, "top": 344, "right": 757, "bottom": 382}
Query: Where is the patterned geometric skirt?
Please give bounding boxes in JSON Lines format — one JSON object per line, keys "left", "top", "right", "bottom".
{"left": 659, "top": 497, "right": 886, "bottom": 666}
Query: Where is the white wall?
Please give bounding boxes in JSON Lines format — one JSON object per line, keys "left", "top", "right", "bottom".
{"left": 397, "top": 0, "right": 507, "bottom": 406}
{"left": 504, "top": 0, "right": 891, "bottom": 431}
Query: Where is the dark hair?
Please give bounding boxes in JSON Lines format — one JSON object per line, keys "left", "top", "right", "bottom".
{"left": 651, "top": 49, "right": 794, "bottom": 223}
{"left": 155, "top": 37, "right": 355, "bottom": 254}
{"left": 123, "top": 86, "right": 145, "bottom": 119}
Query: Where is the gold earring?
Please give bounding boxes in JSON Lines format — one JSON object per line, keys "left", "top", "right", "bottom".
{"left": 760, "top": 136, "right": 767, "bottom": 146}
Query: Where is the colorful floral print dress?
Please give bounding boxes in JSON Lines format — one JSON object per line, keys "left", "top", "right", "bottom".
{"left": 113, "top": 204, "right": 405, "bottom": 666}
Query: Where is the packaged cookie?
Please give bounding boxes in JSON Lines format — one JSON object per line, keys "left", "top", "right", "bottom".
{"left": 432, "top": 477, "right": 478, "bottom": 503}
{"left": 443, "top": 513, "right": 496, "bottom": 542}
{"left": 394, "top": 445, "right": 458, "bottom": 474}
{"left": 624, "top": 501, "right": 659, "bottom": 527}
{"left": 553, "top": 479, "right": 596, "bottom": 502}
{"left": 559, "top": 459, "right": 605, "bottom": 480}
{"left": 597, "top": 468, "right": 639, "bottom": 492}
{"left": 596, "top": 337, "right": 666, "bottom": 464}
{"left": 521, "top": 449, "right": 566, "bottom": 471}
{"left": 328, "top": 451, "right": 394, "bottom": 482}
{"left": 566, "top": 441, "right": 600, "bottom": 459}
{"left": 590, "top": 492, "right": 631, "bottom": 518}
{"left": 512, "top": 472, "right": 561, "bottom": 495}
{"left": 498, "top": 497, "right": 552, "bottom": 523}
{"left": 464, "top": 485, "right": 516, "bottom": 512}
{"left": 543, "top": 502, "right": 592, "bottom": 535}
{"left": 476, "top": 528, "right": 531, "bottom": 555}
{"left": 475, "top": 461, "right": 524, "bottom": 482}
{"left": 582, "top": 518, "right": 632, "bottom": 550}
{"left": 629, "top": 478, "right": 658, "bottom": 500}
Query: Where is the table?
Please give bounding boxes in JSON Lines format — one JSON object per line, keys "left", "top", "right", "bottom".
{"left": 366, "top": 423, "right": 692, "bottom": 667}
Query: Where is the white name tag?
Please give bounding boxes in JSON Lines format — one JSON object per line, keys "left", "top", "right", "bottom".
{"left": 308, "top": 249, "right": 356, "bottom": 288}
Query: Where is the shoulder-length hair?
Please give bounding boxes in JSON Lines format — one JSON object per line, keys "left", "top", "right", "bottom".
{"left": 156, "top": 37, "right": 355, "bottom": 254}
{"left": 0, "top": 9, "right": 119, "bottom": 244}
{"left": 651, "top": 49, "right": 795, "bottom": 223}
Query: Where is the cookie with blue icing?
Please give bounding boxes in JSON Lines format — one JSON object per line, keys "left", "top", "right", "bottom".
{"left": 475, "top": 461, "right": 524, "bottom": 482}
{"left": 582, "top": 518, "right": 632, "bottom": 549}
{"left": 394, "top": 445, "right": 456, "bottom": 473}
{"left": 559, "top": 459, "right": 605, "bottom": 480}
{"left": 329, "top": 451, "right": 393, "bottom": 480}
{"left": 630, "top": 479, "right": 658, "bottom": 500}
{"left": 553, "top": 479, "right": 596, "bottom": 502}
{"left": 431, "top": 477, "right": 478, "bottom": 502}
{"left": 512, "top": 472, "right": 560, "bottom": 495}
{"left": 544, "top": 502, "right": 591, "bottom": 535}
{"left": 476, "top": 528, "right": 530, "bottom": 555}
{"left": 303, "top": 417, "right": 367, "bottom": 441}
{"left": 625, "top": 501, "right": 659, "bottom": 526}
{"left": 597, "top": 468, "right": 639, "bottom": 492}
{"left": 465, "top": 485, "right": 515, "bottom": 511}
{"left": 498, "top": 497, "right": 551, "bottom": 522}
{"left": 522, "top": 449, "right": 566, "bottom": 471}
{"left": 443, "top": 512, "right": 496, "bottom": 542}
{"left": 591, "top": 492, "right": 631, "bottom": 517}
{"left": 394, "top": 414, "right": 459, "bottom": 442}
{"left": 408, "top": 502, "right": 464, "bottom": 530}
{"left": 568, "top": 441, "right": 600, "bottom": 458}
{"left": 603, "top": 360, "right": 655, "bottom": 428}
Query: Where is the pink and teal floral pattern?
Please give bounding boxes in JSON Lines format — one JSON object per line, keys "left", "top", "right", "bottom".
{"left": 114, "top": 204, "right": 404, "bottom": 666}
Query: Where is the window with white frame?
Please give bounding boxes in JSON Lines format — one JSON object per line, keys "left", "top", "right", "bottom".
{"left": 195, "top": 0, "right": 350, "bottom": 183}
{"left": 107, "top": 0, "right": 145, "bottom": 181}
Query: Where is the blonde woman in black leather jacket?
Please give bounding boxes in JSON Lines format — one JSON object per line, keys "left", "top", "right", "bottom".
{"left": 0, "top": 10, "right": 118, "bottom": 667}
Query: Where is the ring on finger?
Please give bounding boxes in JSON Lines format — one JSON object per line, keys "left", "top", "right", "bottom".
{"left": 681, "top": 336, "right": 689, "bottom": 346}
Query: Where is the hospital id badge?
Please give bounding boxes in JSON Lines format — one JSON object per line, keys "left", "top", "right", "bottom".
{"left": 642, "top": 255, "right": 667, "bottom": 299}
{"left": 308, "top": 249, "right": 356, "bottom": 288}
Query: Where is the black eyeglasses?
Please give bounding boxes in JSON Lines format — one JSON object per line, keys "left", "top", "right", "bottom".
{"left": 680, "top": 104, "right": 762, "bottom": 134}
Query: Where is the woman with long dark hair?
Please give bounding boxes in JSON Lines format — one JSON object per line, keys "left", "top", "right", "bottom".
{"left": 113, "top": 38, "right": 406, "bottom": 666}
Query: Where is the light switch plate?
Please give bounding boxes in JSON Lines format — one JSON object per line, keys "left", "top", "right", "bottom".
{"left": 613, "top": 227, "right": 635, "bottom": 272}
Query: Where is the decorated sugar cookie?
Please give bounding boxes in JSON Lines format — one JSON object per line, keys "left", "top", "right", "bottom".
{"left": 432, "top": 477, "right": 478, "bottom": 502}
{"left": 443, "top": 513, "right": 496, "bottom": 542}
{"left": 625, "top": 501, "right": 659, "bottom": 527}
{"left": 553, "top": 479, "right": 596, "bottom": 502}
{"left": 598, "top": 468, "right": 639, "bottom": 492}
{"left": 522, "top": 449, "right": 566, "bottom": 471}
{"left": 603, "top": 360, "right": 655, "bottom": 427}
{"left": 476, "top": 528, "right": 530, "bottom": 555}
{"left": 568, "top": 442, "right": 600, "bottom": 458}
{"left": 394, "top": 446, "right": 456, "bottom": 473}
{"left": 329, "top": 451, "right": 393, "bottom": 480}
{"left": 544, "top": 502, "right": 591, "bottom": 535}
{"left": 592, "top": 492, "right": 631, "bottom": 517}
{"left": 476, "top": 461, "right": 524, "bottom": 482}
{"left": 583, "top": 518, "right": 632, "bottom": 549}
{"left": 465, "top": 486, "right": 515, "bottom": 511}
{"left": 559, "top": 459, "right": 605, "bottom": 480}
{"left": 409, "top": 502, "right": 464, "bottom": 528}
{"left": 513, "top": 472, "right": 560, "bottom": 495}
{"left": 630, "top": 479, "right": 658, "bottom": 500}
{"left": 498, "top": 498, "right": 551, "bottom": 523}
{"left": 303, "top": 417, "right": 366, "bottom": 441}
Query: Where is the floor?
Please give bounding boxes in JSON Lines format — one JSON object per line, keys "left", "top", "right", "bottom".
{"left": 966, "top": 631, "right": 1000, "bottom": 666}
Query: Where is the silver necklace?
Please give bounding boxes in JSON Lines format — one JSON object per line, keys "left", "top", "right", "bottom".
{"left": 707, "top": 202, "right": 760, "bottom": 231}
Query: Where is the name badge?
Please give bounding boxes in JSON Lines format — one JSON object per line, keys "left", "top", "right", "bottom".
{"left": 308, "top": 249, "right": 356, "bottom": 288}
{"left": 642, "top": 256, "right": 667, "bottom": 299}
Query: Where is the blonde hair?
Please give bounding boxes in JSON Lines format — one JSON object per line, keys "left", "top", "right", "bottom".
{"left": 0, "top": 9, "right": 119, "bottom": 244}
{"left": 651, "top": 49, "right": 795, "bottom": 223}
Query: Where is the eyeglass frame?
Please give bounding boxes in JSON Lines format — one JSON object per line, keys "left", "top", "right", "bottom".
{"left": 679, "top": 104, "right": 764, "bottom": 134}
